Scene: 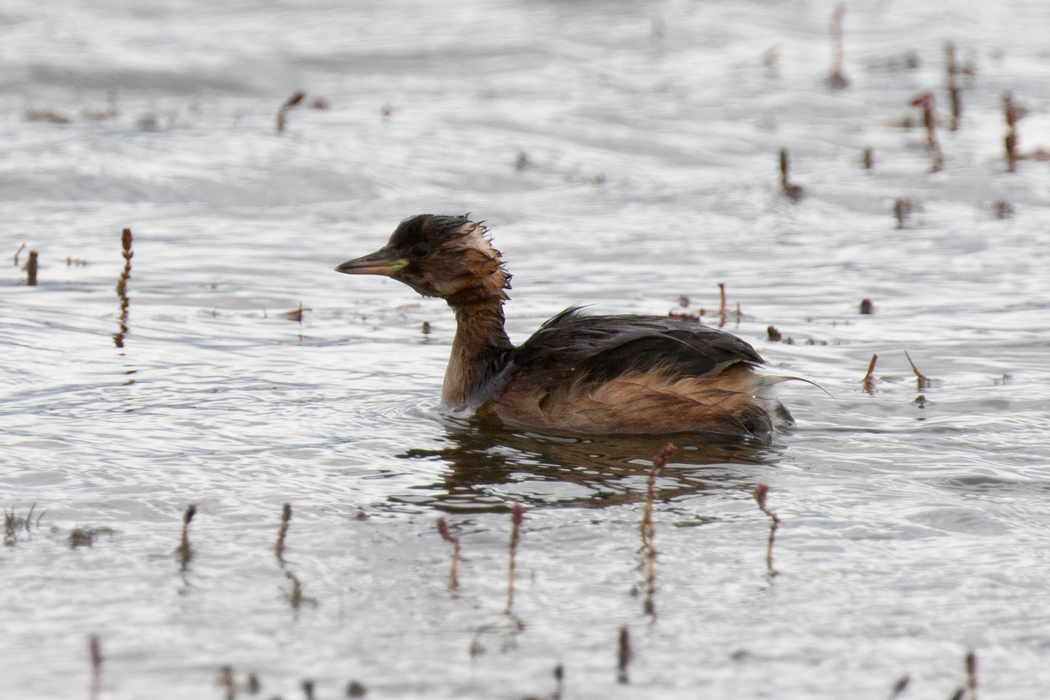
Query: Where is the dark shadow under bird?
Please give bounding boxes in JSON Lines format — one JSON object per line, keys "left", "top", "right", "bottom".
{"left": 336, "top": 214, "right": 792, "bottom": 440}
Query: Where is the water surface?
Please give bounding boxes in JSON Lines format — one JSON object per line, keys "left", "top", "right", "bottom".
{"left": 3, "top": 0, "right": 1050, "bottom": 698}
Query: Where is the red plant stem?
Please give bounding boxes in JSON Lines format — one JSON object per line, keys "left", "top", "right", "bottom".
{"left": 436, "top": 517, "right": 461, "bottom": 592}
{"left": 1004, "top": 93, "right": 1020, "bottom": 172}
{"left": 275, "top": 503, "right": 292, "bottom": 562}
{"left": 753, "top": 484, "right": 780, "bottom": 575}
{"left": 177, "top": 504, "right": 196, "bottom": 571}
{"left": 277, "top": 91, "right": 306, "bottom": 133}
{"left": 641, "top": 444, "right": 674, "bottom": 615}
{"left": 114, "top": 228, "right": 133, "bottom": 347}
{"left": 617, "top": 626, "right": 632, "bottom": 684}
{"left": 863, "top": 353, "right": 878, "bottom": 394}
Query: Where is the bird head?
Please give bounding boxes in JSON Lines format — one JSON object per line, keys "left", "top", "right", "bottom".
{"left": 336, "top": 214, "right": 511, "bottom": 305}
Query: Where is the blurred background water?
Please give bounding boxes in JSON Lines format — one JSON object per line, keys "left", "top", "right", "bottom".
{"left": 2, "top": 0, "right": 1050, "bottom": 698}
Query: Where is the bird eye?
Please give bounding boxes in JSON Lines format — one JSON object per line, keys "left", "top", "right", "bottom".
{"left": 409, "top": 243, "right": 431, "bottom": 258}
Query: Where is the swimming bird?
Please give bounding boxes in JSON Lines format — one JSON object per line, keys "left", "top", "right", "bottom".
{"left": 335, "top": 214, "right": 792, "bottom": 439}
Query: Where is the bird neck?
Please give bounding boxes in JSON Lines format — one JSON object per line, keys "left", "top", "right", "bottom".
{"left": 443, "top": 295, "right": 513, "bottom": 407}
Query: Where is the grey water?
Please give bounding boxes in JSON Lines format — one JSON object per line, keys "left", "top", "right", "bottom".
{"left": 2, "top": 0, "right": 1050, "bottom": 698}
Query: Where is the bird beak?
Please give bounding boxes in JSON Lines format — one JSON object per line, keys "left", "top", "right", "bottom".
{"left": 334, "top": 247, "right": 409, "bottom": 276}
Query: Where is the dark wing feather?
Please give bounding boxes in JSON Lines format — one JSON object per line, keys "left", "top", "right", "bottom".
{"left": 503, "top": 307, "right": 763, "bottom": 389}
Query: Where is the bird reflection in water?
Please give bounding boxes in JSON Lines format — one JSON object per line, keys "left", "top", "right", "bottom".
{"left": 396, "top": 416, "right": 783, "bottom": 513}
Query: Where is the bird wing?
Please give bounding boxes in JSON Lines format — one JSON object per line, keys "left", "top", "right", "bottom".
{"left": 497, "top": 307, "right": 763, "bottom": 393}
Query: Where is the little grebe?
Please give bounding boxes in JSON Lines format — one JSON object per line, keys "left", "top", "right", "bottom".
{"left": 336, "top": 214, "right": 792, "bottom": 438}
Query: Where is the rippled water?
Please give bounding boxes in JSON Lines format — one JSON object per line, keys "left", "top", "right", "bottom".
{"left": 3, "top": 0, "right": 1050, "bottom": 698}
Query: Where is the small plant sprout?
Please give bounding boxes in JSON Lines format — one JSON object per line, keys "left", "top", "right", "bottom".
{"left": 904, "top": 351, "right": 932, "bottom": 389}
{"left": 893, "top": 198, "right": 915, "bottom": 229}
{"left": 4, "top": 504, "right": 39, "bottom": 546}
{"left": 116, "top": 228, "right": 133, "bottom": 295}
{"left": 274, "top": 503, "right": 292, "bottom": 564}
{"left": 863, "top": 354, "right": 878, "bottom": 394}
{"left": 177, "top": 504, "right": 196, "bottom": 572}
{"left": 114, "top": 228, "right": 133, "bottom": 348}
{"left": 617, "top": 626, "right": 632, "bottom": 684}
{"left": 753, "top": 483, "right": 780, "bottom": 576}
{"left": 640, "top": 443, "right": 675, "bottom": 616}
{"left": 25, "top": 250, "right": 38, "bottom": 286}
{"left": 1003, "top": 92, "right": 1023, "bottom": 173}
{"left": 946, "top": 649, "right": 977, "bottom": 700}
{"left": 436, "top": 517, "right": 461, "bottom": 593}
{"left": 863, "top": 147, "right": 874, "bottom": 170}
{"left": 276, "top": 91, "right": 306, "bottom": 133}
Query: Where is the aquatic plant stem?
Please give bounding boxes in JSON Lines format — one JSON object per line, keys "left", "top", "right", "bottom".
{"left": 436, "top": 517, "right": 461, "bottom": 593}
{"left": 177, "top": 504, "right": 196, "bottom": 572}
{"left": 276, "top": 91, "right": 305, "bottom": 133}
{"left": 904, "top": 351, "right": 932, "bottom": 389}
{"left": 753, "top": 484, "right": 780, "bottom": 576}
{"left": 274, "top": 503, "right": 292, "bottom": 565}
{"left": 640, "top": 443, "right": 675, "bottom": 615}
{"left": 114, "top": 228, "right": 133, "bottom": 347}
{"left": 863, "top": 354, "right": 878, "bottom": 394}
{"left": 617, "top": 626, "right": 632, "bottom": 684}
{"left": 26, "top": 250, "right": 38, "bottom": 286}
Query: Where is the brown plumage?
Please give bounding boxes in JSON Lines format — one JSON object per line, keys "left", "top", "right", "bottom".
{"left": 336, "top": 214, "right": 792, "bottom": 439}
